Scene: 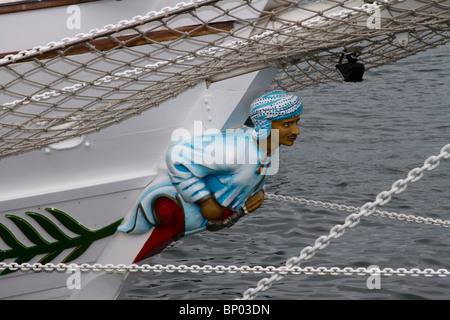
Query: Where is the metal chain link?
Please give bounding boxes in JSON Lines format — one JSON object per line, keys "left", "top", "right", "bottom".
{"left": 241, "top": 143, "right": 450, "bottom": 300}
{"left": 1, "top": 145, "right": 448, "bottom": 298}
{"left": 0, "top": 262, "right": 448, "bottom": 278}
{"left": 264, "top": 194, "right": 450, "bottom": 227}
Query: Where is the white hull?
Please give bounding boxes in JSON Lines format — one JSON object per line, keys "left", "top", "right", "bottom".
{"left": 0, "top": 0, "right": 281, "bottom": 299}
{"left": 0, "top": 0, "right": 448, "bottom": 299}
{"left": 0, "top": 66, "right": 277, "bottom": 299}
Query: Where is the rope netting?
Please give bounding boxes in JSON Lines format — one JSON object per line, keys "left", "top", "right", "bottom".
{"left": 0, "top": 0, "right": 449, "bottom": 158}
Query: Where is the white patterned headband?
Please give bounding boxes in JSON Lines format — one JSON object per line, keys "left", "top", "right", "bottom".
{"left": 249, "top": 90, "right": 303, "bottom": 140}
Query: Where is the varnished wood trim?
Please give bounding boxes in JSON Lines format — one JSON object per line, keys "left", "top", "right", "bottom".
{"left": 0, "top": 21, "right": 234, "bottom": 61}
{"left": 0, "top": 0, "right": 100, "bottom": 15}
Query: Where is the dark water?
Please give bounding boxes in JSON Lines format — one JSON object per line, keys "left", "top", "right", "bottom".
{"left": 121, "top": 43, "right": 450, "bottom": 300}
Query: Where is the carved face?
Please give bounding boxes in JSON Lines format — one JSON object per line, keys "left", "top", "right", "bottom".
{"left": 270, "top": 115, "right": 301, "bottom": 146}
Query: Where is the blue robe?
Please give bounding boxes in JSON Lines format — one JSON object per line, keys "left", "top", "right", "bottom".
{"left": 118, "top": 129, "right": 273, "bottom": 236}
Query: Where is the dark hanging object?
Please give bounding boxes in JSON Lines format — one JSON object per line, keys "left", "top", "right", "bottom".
{"left": 336, "top": 48, "right": 365, "bottom": 82}
{"left": 244, "top": 116, "right": 254, "bottom": 127}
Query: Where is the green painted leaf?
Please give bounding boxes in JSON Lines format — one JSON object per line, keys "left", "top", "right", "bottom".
{"left": 63, "top": 245, "right": 91, "bottom": 263}
{"left": 6, "top": 215, "right": 49, "bottom": 247}
{"left": 39, "top": 250, "right": 63, "bottom": 264}
{"left": 15, "top": 254, "right": 35, "bottom": 265}
{"left": 0, "top": 208, "right": 124, "bottom": 276}
{"left": 45, "top": 208, "right": 90, "bottom": 236}
{"left": 0, "top": 223, "right": 26, "bottom": 251}
{"left": 26, "top": 212, "right": 71, "bottom": 242}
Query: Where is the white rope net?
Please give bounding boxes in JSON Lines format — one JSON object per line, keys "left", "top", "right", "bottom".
{"left": 0, "top": 0, "right": 449, "bottom": 158}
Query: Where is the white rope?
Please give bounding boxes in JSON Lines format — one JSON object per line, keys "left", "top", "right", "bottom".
{"left": 241, "top": 143, "right": 450, "bottom": 300}
{"left": 1, "top": 262, "right": 449, "bottom": 278}
{"left": 0, "top": 1, "right": 382, "bottom": 109}
{"left": 1, "top": 0, "right": 449, "bottom": 158}
{"left": 0, "top": 0, "right": 219, "bottom": 66}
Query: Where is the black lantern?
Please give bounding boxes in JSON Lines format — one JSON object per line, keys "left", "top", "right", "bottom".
{"left": 336, "top": 48, "right": 365, "bottom": 82}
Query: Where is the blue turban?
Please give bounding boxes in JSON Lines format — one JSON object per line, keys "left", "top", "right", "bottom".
{"left": 249, "top": 90, "right": 303, "bottom": 140}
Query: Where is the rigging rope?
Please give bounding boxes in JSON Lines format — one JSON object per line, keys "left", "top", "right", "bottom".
{"left": 0, "top": 0, "right": 448, "bottom": 299}
{"left": 1, "top": 0, "right": 449, "bottom": 158}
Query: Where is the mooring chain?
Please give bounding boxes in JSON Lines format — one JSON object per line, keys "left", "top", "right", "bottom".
{"left": 264, "top": 194, "right": 450, "bottom": 227}
{"left": 0, "top": 145, "right": 448, "bottom": 298}
{"left": 0, "top": 262, "right": 449, "bottom": 278}
{"left": 241, "top": 143, "right": 450, "bottom": 300}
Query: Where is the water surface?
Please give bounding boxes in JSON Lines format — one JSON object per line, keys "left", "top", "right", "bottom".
{"left": 122, "top": 43, "right": 450, "bottom": 300}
